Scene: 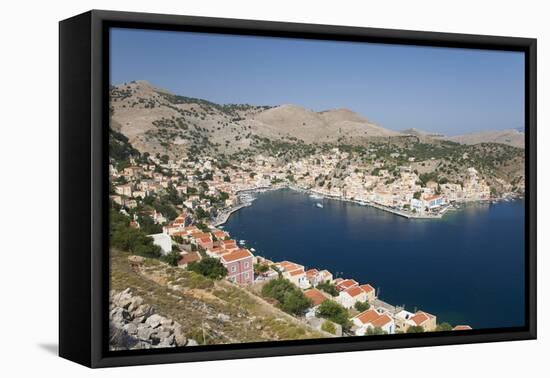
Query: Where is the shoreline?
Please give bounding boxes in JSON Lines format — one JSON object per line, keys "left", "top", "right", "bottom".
{"left": 211, "top": 183, "right": 523, "bottom": 227}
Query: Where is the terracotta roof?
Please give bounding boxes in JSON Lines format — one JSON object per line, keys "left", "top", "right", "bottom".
{"left": 178, "top": 252, "right": 201, "bottom": 265}
{"left": 336, "top": 279, "right": 358, "bottom": 291}
{"left": 212, "top": 231, "right": 227, "bottom": 238}
{"left": 221, "top": 249, "right": 253, "bottom": 263}
{"left": 354, "top": 309, "right": 381, "bottom": 325}
{"left": 289, "top": 268, "right": 305, "bottom": 277}
{"left": 304, "top": 289, "right": 328, "bottom": 307}
{"left": 305, "top": 269, "right": 319, "bottom": 278}
{"left": 199, "top": 237, "right": 212, "bottom": 244}
{"left": 371, "top": 314, "right": 392, "bottom": 328}
{"left": 344, "top": 286, "right": 365, "bottom": 298}
{"left": 360, "top": 284, "right": 375, "bottom": 294}
{"left": 410, "top": 311, "right": 431, "bottom": 326}
{"left": 191, "top": 232, "right": 211, "bottom": 240}
{"left": 452, "top": 325, "right": 472, "bottom": 331}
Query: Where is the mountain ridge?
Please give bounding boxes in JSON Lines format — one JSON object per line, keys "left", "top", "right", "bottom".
{"left": 110, "top": 80, "right": 525, "bottom": 159}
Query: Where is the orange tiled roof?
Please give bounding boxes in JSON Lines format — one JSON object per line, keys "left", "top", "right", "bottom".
{"left": 355, "top": 309, "right": 381, "bottom": 325}
{"left": 344, "top": 286, "right": 365, "bottom": 298}
{"left": 304, "top": 289, "right": 328, "bottom": 306}
{"left": 360, "top": 284, "right": 375, "bottom": 293}
{"left": 410, "top": 311, "right": 432, "bottom": 326}
{"left": 221, "top": 249, "right": 253, "bottom": 263}
{"left": 371, "top": 314, "right": 392, "bottom": 328}
{"left": 289, "top": 268, "right": 305, "bottom": 277}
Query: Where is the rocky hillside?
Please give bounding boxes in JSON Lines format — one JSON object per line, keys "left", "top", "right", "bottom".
{"left": 444, "top": 129, "right": 525, "bottom": 148}
{"left": 110, "top": 80, "right": 525, "bottom": 159}
{"left": 110, "top": 287, "right": 193, "bottom": 350}
{"left": 109, "top": 81, "right": 398, "bottom": 159}
{"left": 110, "top": 249, "right": 329, "bottom": 346}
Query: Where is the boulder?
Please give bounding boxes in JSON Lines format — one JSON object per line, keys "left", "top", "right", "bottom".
{"left": 145, "top": 314, "right": 163, "bottom": 329}
{"left": 137, "top": 327, "right": 154, "bottom": 341}
{"left": 123, "top": 323, "right": 138, "bottom": 335}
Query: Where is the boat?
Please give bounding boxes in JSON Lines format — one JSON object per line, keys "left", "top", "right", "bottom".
{"left": 250, "top": 248, "right": 256, "bottom": 252}
{"left": 309, "top": 193, "right": 323, "bottom": 200}
{"left": 316, "top": 203, "right": 324, "bottom": 208}
{"left": 239, "top": 240, "right": 246, "bottom": 245}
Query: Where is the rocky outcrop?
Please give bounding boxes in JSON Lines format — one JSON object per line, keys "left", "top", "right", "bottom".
{"left": 109, "top": 288, "right": 195, "bottom": 350}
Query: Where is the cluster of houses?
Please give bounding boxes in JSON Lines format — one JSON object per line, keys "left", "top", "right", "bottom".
{"left": 252, "top": 256, "right": 471, "bottom": 336}
{"left": 110, "top": 154, "right": 478, "bottom": 337}
{"left": 138, "top": 209, "right": 472, "bottom": 337}
{"left": 147, "top": 211, "right": 255, "bottom": 285}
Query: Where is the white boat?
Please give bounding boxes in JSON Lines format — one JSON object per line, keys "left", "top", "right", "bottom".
{"left": 309, "top": 193, "right": 323, "bottom": 200}
{"left": 250, "top": 248, "right": 256, "bottom": 252}
{"left": 239, "top": 240, "right": 246, "bottom": 245}
{"left": 316, "top": 203, "right": 324, "bottom": 208}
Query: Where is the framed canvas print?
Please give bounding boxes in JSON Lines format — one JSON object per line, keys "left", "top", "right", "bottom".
{"left": 59, "top": 10, "right": 536, "bottom": 368}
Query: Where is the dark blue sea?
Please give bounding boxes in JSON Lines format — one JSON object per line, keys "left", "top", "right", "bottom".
{"left": 223, "top": 189, "right": 525, "bottom": 329}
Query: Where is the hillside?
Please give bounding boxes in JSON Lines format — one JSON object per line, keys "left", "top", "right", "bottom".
{"left": 444, "top": 129, "right": 525, "bottom": 148}
{"left": 110, "top": 249, "right": 329, "bottom": 345}
{"left": 110, "top": 80, "right": 525, "bottom": 168}
{"left": 109, "top": 81, "right": 399, "bottom": 158}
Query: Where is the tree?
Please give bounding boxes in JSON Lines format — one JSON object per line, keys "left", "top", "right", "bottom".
{"left": 316, "top": 281, "right": 338, "bottom": 297}
{"left": 321, "top": 320, "right": 337, "bottom": 335}
{"left": 194, "top": 207, "right": 210, "bottom": 220}
{"left": 262, "top": 278, "right": 312, "bottom": 315}
{"left": 413, "top": 191, "right": 422, "bottom": 200}
{"left": 254, "top": 263, "right": 269, "bottom": 275}
{"left": 316, "top": 300, "right": 352, "bottom": 330}
{"left": 354, "top": 300, "right": 370, "bottom": 312}
{"left": 407, "top": 325, "right": 424, "bottom": 333}
{"left": 435, "top": 322, "right": 453, "bottom": 331}
{"left": 187, "top": 257, "right": 227, "bottom": 280}
{"left": 280, "top": 290, "right": 311, "bottom": 315}
{"left": 366, "top": 326, "right": 386, "bottom": 335}
{"left": 161, "top": 251, "right": 182, "bottom": 266}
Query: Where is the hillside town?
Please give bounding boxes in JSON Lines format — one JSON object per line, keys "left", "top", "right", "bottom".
{"left": 108, "top": 146, "right": 492, "bottom": 336}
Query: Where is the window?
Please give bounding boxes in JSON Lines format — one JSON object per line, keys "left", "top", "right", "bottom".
{"left": 244, "top": 262, "right": 249, "bottom": 268}
{"left": 244, "top": 272, "right": 249, "bottom": 279}
{"left": 231, "top": 266, "right": 237, "bottom": 273}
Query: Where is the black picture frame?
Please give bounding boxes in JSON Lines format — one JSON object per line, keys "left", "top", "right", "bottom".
{"left": 59, "top": 9, "right": 537, "bottom": 368}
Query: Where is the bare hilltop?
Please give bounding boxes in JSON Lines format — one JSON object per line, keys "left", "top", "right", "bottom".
{"left": 110, "top": 80, "right": 525, "bottom": 159}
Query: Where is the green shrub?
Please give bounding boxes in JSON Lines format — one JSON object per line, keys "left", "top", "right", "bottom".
{"left": 354, "top": 300, "right": 370, "bottom": 312}
{"left": 321, "top": 320, "right": 337, "bottom": 335}
{"left": 316, "top": 300, "right": 351, "bottom": 330}
{"left": 187, "top": 257, "right": 227, "bottom": 280}
{"left": 262, "top": 278, "right": 312, "bottom": 315}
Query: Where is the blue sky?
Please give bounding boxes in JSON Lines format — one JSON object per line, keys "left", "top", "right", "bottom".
{"left": 110, "top": 28, "right": 525, "bottom": 136}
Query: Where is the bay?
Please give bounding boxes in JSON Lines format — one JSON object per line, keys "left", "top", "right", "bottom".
{"left": 224, "top": 188, "right": 525, "bottom": 329}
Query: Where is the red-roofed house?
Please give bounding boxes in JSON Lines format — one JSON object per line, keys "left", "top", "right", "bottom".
{"left": 359, "top": 284, "right": 376, "bottom": 302}
{"left": 352, "top": 309, "right": 395, "bottom": 335}
{"left": 304, "top": 288, "right": 329, "bottom": 307}
{"left": 335, "top": 279, "right": 359, "bottom": 292}
{"left": 283, "top": 268, "right": 310, "bottom": 289}
{"left": 220, "top": 249, "right": 254, "bottom": 285}
{"left": 177, "top": 252, "right": 201, "bottom": 268}
{"left": 409, "top": 311, "right": 437, "bottom": 331}
{"left": 162, "top": 211, "right": 192, "bottom": 235}
{"left": 337, "top": 286, "right": 368, "bottom": 309}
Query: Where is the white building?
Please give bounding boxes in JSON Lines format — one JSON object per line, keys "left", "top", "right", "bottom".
{"left": 148, "top": 233, "right": 173, "bottom": 255}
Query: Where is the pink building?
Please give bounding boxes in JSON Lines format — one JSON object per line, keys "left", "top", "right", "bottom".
{"left": 220, "top": 249, "right": 254, "bottom": 285}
